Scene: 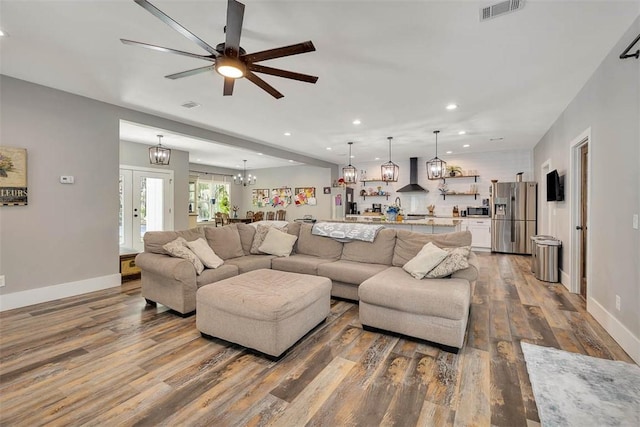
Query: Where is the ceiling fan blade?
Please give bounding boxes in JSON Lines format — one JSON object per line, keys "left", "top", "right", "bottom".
{"left": 242, "top": 41, "right": 315, "bottom": 63}
{"left": 245, "top": 71, "right": 284, "bottom": 99}
{"left": 133, "top": 0, "right": 219, "bottom": 56}
{"left": 248, "top": 64, "right": 318, "bottom": 84}
{"left": 224, "top": 0, "right": 245, "bottom": 58}
{"left": 121, "top": 39, "right": 216, "bottom": 62}
{"left": 165, "top": 65, "right": 215, "bottom": 80}
{"left": 223, "top": 77, "right": 235, "bottom": 96}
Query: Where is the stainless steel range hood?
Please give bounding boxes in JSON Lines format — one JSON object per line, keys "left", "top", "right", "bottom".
{"left": 396, "top": 158, "right": 428, "bottom": 192}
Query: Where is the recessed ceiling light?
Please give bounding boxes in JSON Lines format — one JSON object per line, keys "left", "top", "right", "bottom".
{"left": 326, "top": 147, "right": 332, "bottom": 150}
{"left": 196, "top": 158, "right": 202, "bottom": 161}
{"left": 350, "top": 155, "right": 355, "bottom": 158}
{"left": 352, "top": 119, "right": 361, "bottom": 125}
{"left": 0, "top": 30, "right": 6, "bottom": 37}
{"left": 374, "top": 157, "right": 381, "bottom": 161}
{"left": 257, "top": 152, "right": 263, "bottom": 156}
{"left": 458, "top": 130, "right": 466, "bottom": 135}
{"left": 288, "top": 159, "right": 294, "bottom": 162}
{"left": 446, "top": 151, "right": 453, "bottom": 154}
{"left": 446, "top": 104, "right": 458, "bottom": 110}
{"left": 284, "top": 132, "right": 291, "bottom": 136}
{"left": 463, "top": 144, "right": 470, "bottom": 148}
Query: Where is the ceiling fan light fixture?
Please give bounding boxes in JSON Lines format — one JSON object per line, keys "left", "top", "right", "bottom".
{"left": 215, "top": 56, "right": 246, "bottom": 78}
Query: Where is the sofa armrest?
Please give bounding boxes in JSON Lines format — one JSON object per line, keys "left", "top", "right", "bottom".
{"left": 135, "top": 252, "right": 196, "bottom": 283}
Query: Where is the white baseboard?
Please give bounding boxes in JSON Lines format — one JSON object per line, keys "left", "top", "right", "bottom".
{"left": 560, "top": 268, "right": 571, "bottom": 291}
{"left": 0, "top": 274, "right": 121, "bottom": 312}
{"left": 588, "top": 297, "right": 640, "bottom": 364}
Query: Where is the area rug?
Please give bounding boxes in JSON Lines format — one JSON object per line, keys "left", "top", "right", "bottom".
{"left": 521, "top": 342, "right": 640, "bottom": 427}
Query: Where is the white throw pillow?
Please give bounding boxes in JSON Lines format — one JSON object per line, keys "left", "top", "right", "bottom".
{"left": 258, "top": 227, "right": 298, "bottom": 257}
{"left": 186, "top": 237, "right": 224, "bottom": 269}
{"left": 402, "top": 242, "right": 448, "bottom": 279}
{"left": 163, "top": 237, "right": 205, "bottom": 275}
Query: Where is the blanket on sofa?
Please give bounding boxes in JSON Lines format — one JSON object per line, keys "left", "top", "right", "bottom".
{"left": 312, "top": 222, "right": 384, "bottom": 242}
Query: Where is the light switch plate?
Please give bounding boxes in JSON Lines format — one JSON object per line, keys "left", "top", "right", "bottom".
{"left": 633, "top": 214, "right": 639, "bottom": 230}
{"left": 0, "top": 275, "right": 5, "bottom": 287}
{"left": 60, "top": 175, "right": 75, "bottom": 184}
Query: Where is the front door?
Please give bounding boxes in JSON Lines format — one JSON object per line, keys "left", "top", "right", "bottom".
{"left": 579, "top": 144, "right": 588, "bottom": 298}
{"left": 120, "top": 167, "right": 174, "bottom": 252}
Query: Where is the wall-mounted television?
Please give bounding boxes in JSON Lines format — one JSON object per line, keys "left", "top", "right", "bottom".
{"left": 546, "top": 169, "right": 564, "bottom": 201}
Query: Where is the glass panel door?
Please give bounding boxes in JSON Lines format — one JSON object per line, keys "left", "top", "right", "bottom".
{"left": 120, "top": 167, "right": 173, "bottom": 252}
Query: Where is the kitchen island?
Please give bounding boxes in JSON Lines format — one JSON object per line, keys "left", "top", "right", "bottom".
{"left": 322, "top": 217, "right": 463, "bottom": 234}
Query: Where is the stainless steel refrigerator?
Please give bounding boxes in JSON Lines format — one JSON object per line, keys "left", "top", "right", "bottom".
{"left": 490, "top": 182, "right": 537, "bottom": 254}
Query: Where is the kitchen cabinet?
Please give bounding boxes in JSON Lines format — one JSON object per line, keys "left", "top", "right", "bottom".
{"left": 463, "top": 218, "right": 491, "bottom": 250}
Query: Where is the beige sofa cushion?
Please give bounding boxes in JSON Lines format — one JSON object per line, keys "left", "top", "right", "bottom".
{"left": 259, "top": 227, "right": 298, "bottom": 257}
{"left": 425, "top": 246, "right": 471, "bottom": 278}
{"left": 271, "top": 254, "right": 336, "bottom": 275}
{"left": 163, "top": 237, "right": 205, "bottom": 275}
{"left": 225, "top": 254, "right": 275, "bottom": 274}
{"left": 296, "top": 223, "right": 343, "bottom": 259}
{"left": 317, "top": 260, "right": 390, "bottom": 285}
{"left": 144, "top": 227, "right": 204, "bottom": 254}
{"left": 402, "top": 242, "right": 448, "bottom": 279}
{"left": 451, "top": 251, "right": 479, "bottom": 282}
{"left": 236, "top": 223, "right": 256, "bottom": 255}
{"left": 195, "top": 264, "right": 239, "bottom": 287}
{"left": 204, "top": 224, "right": 244, "bottom": 260}
{"left": 359, "top": 267, "right": 471, "bottom": 321}
{"left": 186, "top": 238, "right": 224, "bottom": 269}
{"left": 392, "top": 230, "right": 472, "bottom": 267}
{"left": 341, "top": 228, "right": 396, "bottom": 265}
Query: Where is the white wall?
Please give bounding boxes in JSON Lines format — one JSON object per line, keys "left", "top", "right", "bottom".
{"left": 533, "top": 16, "right": 640, "bottom": 361}
{"left": 238, "top": 165, "right": 333, "bottom": 220}
{"left": 343, "top": 150, "right": 532, "bottom": 216}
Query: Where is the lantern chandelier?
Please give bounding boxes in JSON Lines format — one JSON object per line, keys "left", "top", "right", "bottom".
{"left": 233, "top": 160, "right": 257, "bottom": 186}
{"left": 426, "top": 130, "right": 446, "bottom": 180}
{"left": 381, "top": 136, "right": 399, "bottom": 182}
{"left": 342, "top": 142, "right": 357, "bottom": 184}
{"left": 149, "top": 134, "right": 171, "bottom": 165}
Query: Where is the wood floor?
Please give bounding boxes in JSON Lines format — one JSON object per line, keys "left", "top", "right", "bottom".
{"left": 0, "top": 254, "right": 634, "bottom": 426}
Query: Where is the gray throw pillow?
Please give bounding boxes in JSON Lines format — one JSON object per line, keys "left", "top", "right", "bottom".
{"left": 425, "top": 246, "right": 471, "bottom": 278}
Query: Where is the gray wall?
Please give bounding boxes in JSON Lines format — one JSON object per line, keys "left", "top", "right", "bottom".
{"left": 533, "top": 17, "right": 639, "bottom": 351}
{"left": 0, "top": 75, "right": 335, "bottom": 301}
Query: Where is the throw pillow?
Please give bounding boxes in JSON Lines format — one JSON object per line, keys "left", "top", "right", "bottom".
{"left": 186, "top": 237, "right": 224, "bottom": 269}
{"left": 402, "top": 242, "right": 448, "bottom": 280}
{"left": 426, "top": 246, "right": 471, "bottom": 278}
{"left": 258, "top": 227, "right": 298, "bottom": 257}
{"left": 250, "top": 223, "right": 288, "bottom": 254}
{"left": 163, "top": 237, "right": 204, "bottom": 275}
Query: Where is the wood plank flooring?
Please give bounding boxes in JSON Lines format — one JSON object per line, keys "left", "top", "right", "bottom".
{"left": 0, "top": 253, "right": 634, "bottom": 426}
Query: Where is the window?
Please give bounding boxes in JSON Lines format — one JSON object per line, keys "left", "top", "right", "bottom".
{"left": 193, "top": 175, "right": 231, "bottom": 222}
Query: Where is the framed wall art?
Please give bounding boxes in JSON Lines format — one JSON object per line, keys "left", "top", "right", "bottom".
{"left": 294, "top": 187, "right": 317, "bottom": 206}
{"left": 270, "top": 187, "right": 292, "bottom": 208}
{"left": 252, "top": 188, "right": 270, "bottom": 207}
{"left": 0, "top": 147, "right": 28, "bottom": 206}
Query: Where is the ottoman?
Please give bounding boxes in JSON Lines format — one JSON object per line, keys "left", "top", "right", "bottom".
{"left": 196, "top": 269, "right": 331, "bottom": 357}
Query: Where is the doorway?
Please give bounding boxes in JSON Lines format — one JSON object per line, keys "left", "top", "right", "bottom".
{"left": 120, "top": 166, "right": 174, "bottom": 252}
{"left": 570, "top": 129, "right": 590, "bottom": 297}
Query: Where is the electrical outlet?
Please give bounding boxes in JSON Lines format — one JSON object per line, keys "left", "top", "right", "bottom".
{"left": 615, "top": 295, "right": 621, "bottom": 311}
{"left": 0, "top": 275, "right": 5, "bottom": 287}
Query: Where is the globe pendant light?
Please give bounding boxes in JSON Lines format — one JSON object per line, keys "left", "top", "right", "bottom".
{"left": 342, "top": 142, "right": 357, "bottom": 184}
{"left": 381, "top": 136, "right": 399, "bottom": 182}
{"left": 234, "top": 160, "right": 257, "bottom": 186}
{"left": 426, "top": 130, "right": 446, "bottom": 179}
{"left": 149, "top": 134, "right": 171, "bottom": 165}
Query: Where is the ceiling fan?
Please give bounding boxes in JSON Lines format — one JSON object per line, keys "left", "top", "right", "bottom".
{"left": 121, "top": 0, "right": 318, "bottom": 99}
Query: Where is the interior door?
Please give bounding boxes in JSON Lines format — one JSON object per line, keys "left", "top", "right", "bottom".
{"left": 579, "top": 144, "right": 588, "bottom": 297}
{"left": 120, "top": 167, "right": 173, "bottom": 252}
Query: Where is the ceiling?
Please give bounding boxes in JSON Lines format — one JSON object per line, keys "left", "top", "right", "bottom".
{"left": 1, "top": 1, "right": 638, "bottom": 170}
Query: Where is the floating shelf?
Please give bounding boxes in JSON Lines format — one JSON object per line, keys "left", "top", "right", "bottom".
{"left": 361, "top": 179, "right": 391, "bottom": 186}
{"left": 429, "top": 175, "right": 479, "bottom": 183}
{"left": 362, "top": 193, "right": 391, "bottom": 200}
{"left": 440, "top": 192, "right": 479, "bottom": 200}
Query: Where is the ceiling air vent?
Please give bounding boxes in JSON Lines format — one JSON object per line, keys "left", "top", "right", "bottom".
{"left": 480, "top": 0, "right": 525, "bottom": 21}
{"left": 181, "top": 101, "right": 200, "bottom": 109}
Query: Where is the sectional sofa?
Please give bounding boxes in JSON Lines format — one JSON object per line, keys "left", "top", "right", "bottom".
{"left": 135, "top": 222, "right": 478, "bottom": 349}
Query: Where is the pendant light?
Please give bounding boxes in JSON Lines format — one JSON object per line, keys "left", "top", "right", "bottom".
{"left": 149, "top": 134, "right": 171, "bottom": 165}
{"left": 233, "top": 160, "right": 257, "bottom": 186}
{"left": 381, "top": 136, "right": 399, "bottom": 182}
{"left": 342, "top": 142, "right": 357, "bottom": 184}
{"left": 426, "top": 130, "right": 446, "bottom": 180}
